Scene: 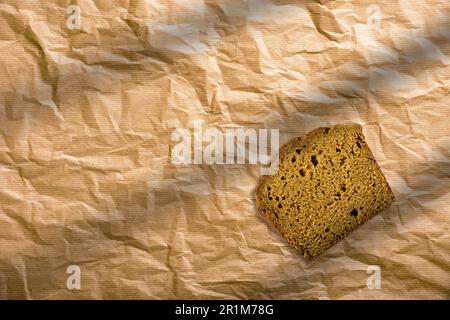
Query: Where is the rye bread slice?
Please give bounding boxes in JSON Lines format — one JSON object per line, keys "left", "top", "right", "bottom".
{"left": 255, "top": 123, "right": 395, "bottom": 259}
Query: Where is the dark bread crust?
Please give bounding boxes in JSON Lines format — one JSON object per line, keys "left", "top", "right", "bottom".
{"left": 255, "top": 123, "right": 395, "bottom": 259}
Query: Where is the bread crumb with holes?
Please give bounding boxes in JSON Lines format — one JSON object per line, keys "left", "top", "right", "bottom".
{"left": 255, "top": 123, "right": 395, "bottom": 259}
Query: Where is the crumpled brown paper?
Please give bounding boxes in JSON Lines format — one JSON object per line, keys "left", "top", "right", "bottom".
{"left": 0, "top": 0, "right": 449, "bottom": 299}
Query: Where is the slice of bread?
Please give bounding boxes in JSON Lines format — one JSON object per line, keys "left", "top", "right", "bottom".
{"left": 255, "top": 123, "right": 395, "bottom": 259}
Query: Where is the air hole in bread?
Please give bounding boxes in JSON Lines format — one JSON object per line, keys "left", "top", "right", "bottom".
{"left": 311, "top": 155, "right": 318, "bottom": 167}
{"left": 350, "top": 208, "right": 358, "bottom": 218}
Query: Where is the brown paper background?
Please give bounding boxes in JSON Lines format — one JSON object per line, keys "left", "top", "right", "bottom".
{"left": 0, "top": 0, "right": 449, "bottom": 299}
